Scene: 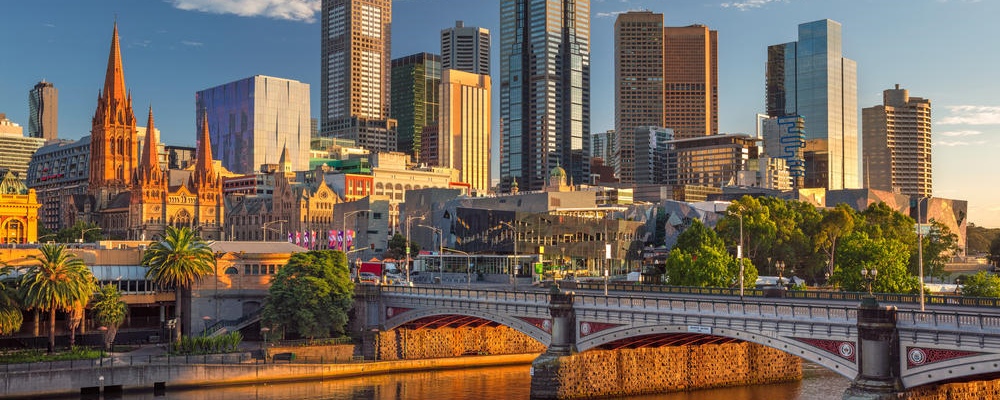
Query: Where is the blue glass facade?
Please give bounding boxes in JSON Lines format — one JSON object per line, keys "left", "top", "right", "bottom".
{"left": 500, "top": 0, "right": 590, "bottom": 192}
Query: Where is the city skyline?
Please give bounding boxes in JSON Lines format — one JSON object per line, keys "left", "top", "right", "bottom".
{"left": 2, "top": 0, "right": 998, "bottom": 227}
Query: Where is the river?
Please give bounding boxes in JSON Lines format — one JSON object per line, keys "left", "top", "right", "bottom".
{"left": 109, "top": 361, "right": 850, "bottom": 399}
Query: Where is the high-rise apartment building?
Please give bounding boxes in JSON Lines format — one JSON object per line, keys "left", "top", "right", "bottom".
{"left": 862, "top": 85, "right": 932, "bottom": 197}
{"left": 614, "top": 12, "right": 717, "bottom": 183}
{"left": 0, "top": 114, "right": 45, "bottom": 178}
{"left": 634, "top": 126, "right": 673, "bottom": 184}
{"left": 766, "top": 19, "right": 858, "bottom": 190}
{"left": 28, "top": 81, "right": 58, "bottom": 141}
{"left": 391, "top": 53, "right": 440, "bottom": 161}
{"left": 590, "top": 130, "right": 615, "bottom": 165}
{"left": 441, "top": 21, "right": 490, "bottom": 75}
{"left": 320, "top": 0, "right": 397, "bottom": 153}
{"left": 664, "top": 25, "right": 717, "bottom": 139}
{"left": 500, "top": 0, "right": 590, "bottom": 192}
{"left": 196, "top": 75, "right": 311, "bottom": 174}
{"left": 439, "top": 69, "right": 491, "bottom": 194}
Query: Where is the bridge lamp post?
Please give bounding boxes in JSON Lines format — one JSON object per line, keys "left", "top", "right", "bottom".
{"left": 344, "top": 209, "right": 371, "bottom": 265}
{"left": 418, "top": 224, "right": 443, "bottom": 283}
{"left": 499, "top": 221, "right": 517, "bottom": 290}
{"left": 201, "top": 315, "right": 212, "bottom": 336}
{"left": 776, "top": 261, "right": 786, "bottom": 288}
{"left": 404, "top": 214, "right": 425, "bottom": 283}
{"left": 260, "top": 327, "right": 270, "bottom": 364}
{"left": 861, "top": 267, "right": 878, "bottom": 306}
{"left": 916, "top": 196, "right": 930, "bottom": 311}
{"left": 445, "top": 248, "right": 472, "bottom": 290}
{"left": 729, "top": 209, "right": 745, "bottom": 300}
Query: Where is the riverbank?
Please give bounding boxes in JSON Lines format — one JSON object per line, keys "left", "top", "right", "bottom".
{"left": 0, "top": 349, "right": 540, "bottom": 399}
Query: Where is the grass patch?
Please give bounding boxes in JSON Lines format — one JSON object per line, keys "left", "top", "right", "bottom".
{"left": 0, "top": 347, "right": 103, "bottom": 364}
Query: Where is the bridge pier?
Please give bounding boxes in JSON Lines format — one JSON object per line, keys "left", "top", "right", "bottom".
{"left": 530, "top": 287, "right": 577, "bottom": 399}
{"left": 843, "top": 298, "right": 903, "bottom": 400}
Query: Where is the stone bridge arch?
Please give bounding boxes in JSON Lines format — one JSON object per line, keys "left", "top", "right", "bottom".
{"left": 384, "top": 306, "right": 552, "bottom": 347}
{"left": 575, "top": 323, "right": 858, "bottom": 381}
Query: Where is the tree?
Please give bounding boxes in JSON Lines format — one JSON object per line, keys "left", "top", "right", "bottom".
{"left": 718, "top": 196, "right": 776, "bottom": 270}
{"left": 831, "top": 232, "right": 919, "bottom": 294}
{"left": 0, "top": 265, "right": 23, "bottom": 335}
{"left": 19, "top": 244, "right": 96, "bottom": 352}
{"left": 960, "top": 271, "right": 1000, "bottom": 298}
{"left": 382, "top": 233, "right": 420, "bottom": 260}
{"left": 262, "top": 250, "right": 354, "bottom": 340}
{"left": 143, "top": 226, "right": 215, "bottom": 342}
{"left": 989, "top": 236, "right": 1000, "bottom": 270}
{"left": 921, "top": 220, "right": 960, "bottom": 281}
{"left": 814, "top": 205, "right": 856, "bottom": 278}
{"left": 55, "top": 221, "right": 102, "bottom": 244}
{"left": 91, "top": 284, "right": 127, "bottom": 351}
{"left": 665, "top": 219, "right": 757, "bottom": 288}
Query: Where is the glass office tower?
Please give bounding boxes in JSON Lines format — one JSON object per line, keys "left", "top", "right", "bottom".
{"left": 499, "top": 0, "right": 590, "bottom": 192}
{"left": 766, "top": 19, "right": 858, "bottom": 190}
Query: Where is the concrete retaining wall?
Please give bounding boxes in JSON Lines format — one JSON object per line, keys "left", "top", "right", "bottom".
{"left": 377, "top": 325, "right": 547, "bottom": 361}
{"left": 267, "top": 344, "right": 355, "bottom": 363}
{"left": 531, "top": 342, "right": 802, "bottom": 399}
{"left": 905, "top": 377, "right": 1000, "bottom": 399}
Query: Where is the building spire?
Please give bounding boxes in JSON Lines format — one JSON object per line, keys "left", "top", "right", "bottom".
{"left": 195, "top": 110, "right": 216, "bottom": 186}
{"left": 141, "top": 106, "right": 162, "bottom": 179}
{"left": 103, "top": 22, "right": 127, "bottom": 105}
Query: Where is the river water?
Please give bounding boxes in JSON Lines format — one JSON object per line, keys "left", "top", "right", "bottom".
{"left": 112, "top": 361, "right": 850, "bottom": 399}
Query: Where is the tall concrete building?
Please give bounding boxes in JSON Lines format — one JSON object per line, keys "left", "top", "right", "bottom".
{"left": 441, "top": 21, "right": 490, "bottom": 75}
{"left": 439, "top": 69, "right": 491, "bottom": 194}
{"left": 634, "top": 126, "right": 673, "bottom": 184}
{"left": 862, "top": 85, "right": 932, "bottom": 197}
{"left": 28, "top": 81, "right": 58, "bottom": 141}
{"left": 590, "top": 129, "right": 615, "bottom": 165}
{"left": 766, "top": 19, "right": 858, "bottom": 190}
{"left": 391, "top": 53, "right": 440, "bottom": 162}
{"left": 320, "top": 0, "right": 397, "bottom": 153}
{"left": 196, "top": 75, "right": 311, "bottom": 174}
{"left": 0, "top": 114, "right": 44, "bottom": 178}
{"left": 614, "top": 12, "right": 717, "bottom": 183}
{"left": 500, "top": 0, "right": 590, "bottom": 192}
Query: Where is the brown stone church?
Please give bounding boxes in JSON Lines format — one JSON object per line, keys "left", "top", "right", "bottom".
{"left": 67, "top": 23, "right": 224, "bottom": 240}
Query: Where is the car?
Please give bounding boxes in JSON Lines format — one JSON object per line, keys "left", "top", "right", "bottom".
{"left": 358, "top": 272, "right": 380, "bottom": 284}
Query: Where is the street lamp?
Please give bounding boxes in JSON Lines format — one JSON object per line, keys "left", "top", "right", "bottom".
{"left": 202, "top": 316, "right": 212, "bottom": 336}
{"left": 498, "top": 220, "right": 517, "bottom": 290}
{"left": 260, "top": 327, "right": 270, "bottom": 363}
{"left": 404, "top": 214, "right": 426, "bottom": 283}
{"left": 916, "top": 196, "right": 930, "bottom": 311}
{"left": 729, "top": 208, "right": 745, "bottom": 300}
{"left": 444, "top": 247, "right": 472, "bottom": 289}
{"left": 861, "top": 267, "right": 878, "bottom": 296}
{"left": 776, "top": 260, "right": 786, "bottom": 288}
{"left": 343, "top": 209, "right": 371, "bottom": 257}
{"left": 262, "top": 219, "right": 286, "bottom": 242}
{"left": 79, "top": 227, "right": 101, "bottom": 243}
{"left": 418, "top": 224, "right": 443, "bottom": 283}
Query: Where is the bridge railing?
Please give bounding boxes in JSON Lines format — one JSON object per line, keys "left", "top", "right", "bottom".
{"left": 897, "top": 310, "right": 1000, "bottom": 331}
{"left": 575, "top": 282, "right": 1000, "bottom": 308}
{"left": 380, "top": 285, "right": 550, "bottom": 304}
{"left": 573, "top": 293, "right": 859, "bottom": 322}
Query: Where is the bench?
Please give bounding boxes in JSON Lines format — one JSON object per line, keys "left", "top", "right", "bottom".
{"left": 272, "top": 352, "right": 295, "bottom": 363}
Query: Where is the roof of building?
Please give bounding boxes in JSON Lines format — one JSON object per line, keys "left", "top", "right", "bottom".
{"left": 209, "top": 241, "right": 305, "bottom": 254}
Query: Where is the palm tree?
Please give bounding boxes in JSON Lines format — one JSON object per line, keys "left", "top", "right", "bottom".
{"left": 19, "top": 244, "right": 96, "bottom": 352}
{"left": 143, "top": 226, "right": 215, "bottom": 343}
{"left": 0, "top": 265, "right": 24, "bottom": 335}
{"left": 91, "top": 284, "right": 127, "bottom": 351}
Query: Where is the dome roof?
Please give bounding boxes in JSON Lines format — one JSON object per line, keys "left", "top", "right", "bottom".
{"left": 550, "top": 165, "right": 567, "bottom": 177}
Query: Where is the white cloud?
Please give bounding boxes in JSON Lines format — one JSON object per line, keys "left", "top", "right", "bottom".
{"left": 937, "top": 140, "right": 987, "bottom": 147}
{"left": 720, "top": 0, "right": 786, "bottom": 11}
{"left": 938, "top": 105, "right": 1000, "bottom": 125}
{"left": 938, "top": 130, "right": 982, "bottom": 137}
{"left": 168, "top": 0, "right": 320, "bottom": 23}
{"left": 181, "top": 40, "right": 204, "bottom": 47}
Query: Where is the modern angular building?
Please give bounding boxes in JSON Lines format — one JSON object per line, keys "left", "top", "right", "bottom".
{"left": 320, "top": 0, "right": 397, "bottom": 153}
{"left": 614, "top": 11, "right": 717, "bottom": 183}
{"left": 196, "top": 75, "right": 311, "bottom": 174}
{"left": 633, "top": 126, "right": 673, "bottom": 185}
{"left": 862, "top": 85, "right": 932, "bottom": 197}
{"left": 766, "top": 19, "right": 858, "bottom": 190}
{"left": 28, "top": 81, "right": 58, "bottom": 141}
{"left": 762, "top": 115, "right": 806, "bottom": 188}
{"left": 391, "top": 53, "right": 440, "bottom": 162}
{"left": 500, "top": 0, "right": 590, "bottom": 192}
{"left": 439, "top": 69, "right": 491, "bottom": 194}
{"left": 441, "top": 20, "right": 490, "bottom": 75}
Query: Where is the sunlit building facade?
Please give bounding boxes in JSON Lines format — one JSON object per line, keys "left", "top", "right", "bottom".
{"left": 28, "top": 81, "right": 58, "bottom": 141}
{"left": 391, "top": 53, "right": 440, "bottom": 162}
{"left": 862, "top": 85, "right": 932, "bottom": 197}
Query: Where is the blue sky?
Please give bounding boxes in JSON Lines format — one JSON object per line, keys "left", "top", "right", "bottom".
{"left": 2, "top": 0, "right": 999, "bottom": 228}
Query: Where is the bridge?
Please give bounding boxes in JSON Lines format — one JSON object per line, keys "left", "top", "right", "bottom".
{"left": 360, "top": 284, "right": 1000, "bottom": 399}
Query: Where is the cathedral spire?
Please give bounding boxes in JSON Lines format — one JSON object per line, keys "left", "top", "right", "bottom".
{"left": 278, "top": 142, "right": 291, "bottom": 173}
{"left": 103, "top": 22, "right": 127, "bottom": 106}
{"left": 195, "top": 110, "right": 216, "bottom": 186}
{"left": 140, "top": 106, "right": 162, "bottom": 180}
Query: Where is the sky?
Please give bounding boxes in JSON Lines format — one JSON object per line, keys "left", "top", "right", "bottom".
{"left": 2, "top": 0, "right": 999, "bottom": 228}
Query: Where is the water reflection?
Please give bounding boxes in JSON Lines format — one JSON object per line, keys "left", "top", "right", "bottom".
{"left": 115, "top": 362, "right": 848, "bottom": 399}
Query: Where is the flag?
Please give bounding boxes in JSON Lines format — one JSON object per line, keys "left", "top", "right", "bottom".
{"left": 296, "top": 231, "right": 301, "bottom": 246}
{"left": 346, "top": 230, "right": 354, "bottom": 250}
{"left": 288, "top": 232, "right": 293, "bottom": 243}
{"left": 328, "top": 230, "right": 335, "bottom": 249}
{"left": 303, "top": 231, "right": 310, "bottom": 247}
{"left": 311, "top": 231, "right": 317, "bottom": 248}
{"left": 337, "top": 230, "right": 345, "bottom": 251}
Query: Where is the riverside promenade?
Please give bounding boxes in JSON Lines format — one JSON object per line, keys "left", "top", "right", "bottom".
{"left": 0, "top": 344, "right": 539, "bottom": 398}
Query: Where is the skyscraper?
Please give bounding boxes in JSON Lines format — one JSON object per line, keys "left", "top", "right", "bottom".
{"left": 862, "top": 85, "right": 931, "bottom": 197}
{"left": 441, "top": 21, "right": 490, "bottom": 75}
{"left": 28, "top": 81, "right": 58, "bottom": 141}
{"left": 500, "top": 0, "right": 590, "bottom": 192}
{"left": 766, "top": 19, "right": 858, "bottom": 190}
{"left": 614, "top": 12, "right": 717, "bottom": 183}
{"left": 196, "top": 75, "right": 311, "bottom": 174}
{"left": 320, "top": 0, "right": 396, "bottom": 152}
{"left": 439, "top": 69, "right": 491, "bottom": 194}
{"left": 391, "top": 53, "right": 440, "bottom": 161}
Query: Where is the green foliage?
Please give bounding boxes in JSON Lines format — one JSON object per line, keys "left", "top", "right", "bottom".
{"left": 831, "top": 232, "right": 919, "bottom": 294}
{"left": 383, "top": 233, "right": 420, "bottom": 260}
{"left": 171, "top": 331, "right": 243, "bottom": 354}
{"left": 19, "top": 244, "right": 97, "bottom": 351}
{"left": 0, "top": 346, "right": 102, "bottom": 364}
{"left": 665, "top": 219, "right": 757, "bottom": 288}
{"left": 989, "top": 236, "right": 1000, "bottom": 269}
{"left": 960, "top": 271, "right": 1000, "bottom": 298}
{"left": 0, "top": 265, "right": 23, "bottom": 335}
{"left": 53, "top": 221, "right": 102, "bottom": 243}
{"left": 718, "top": 196, "right": 776, "bottom": 268}
{"left": 92, "top": 284, "right": 127, "bottom": 350}
{"left": 143, "top": 226, "right": 215, "bottom": 342}
{"left": 920, "top": 220, "right": 960, "bottom": 281}
{"left": 262, "top": 250, "right": 355, "bottom": 340}
{"left": 814, "top": 204, "right": 857, "bottom": 278}
{"left": 966, "top": 224, "right": 1000, "bottom": 255}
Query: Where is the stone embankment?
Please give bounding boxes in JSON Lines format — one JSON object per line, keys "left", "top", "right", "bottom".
{"left": 376, "top": 325, "right": 547, "bottom": 360}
